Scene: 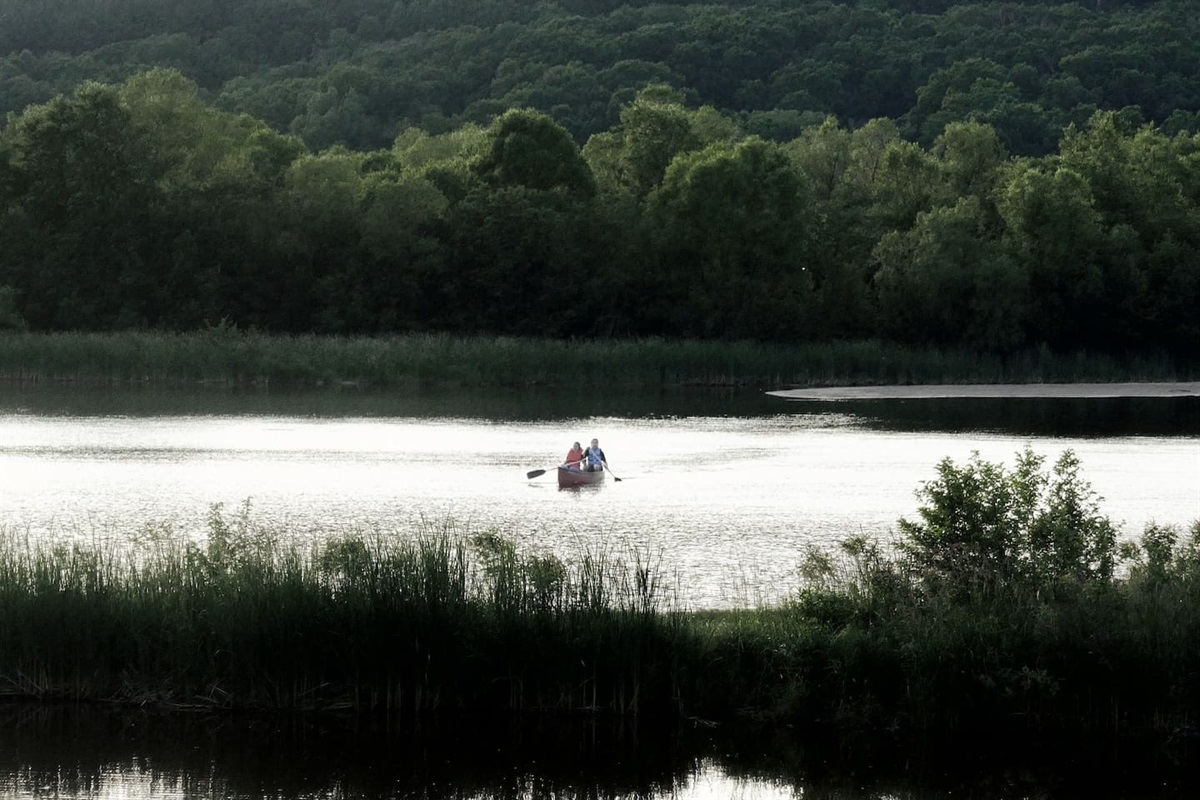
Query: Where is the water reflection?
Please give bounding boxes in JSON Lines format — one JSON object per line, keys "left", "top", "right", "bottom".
{"left": 819, "top": 395, "right": 1200, "bottom": 437}
{"left": 0, "top": 384, "right": 783, "bottom": 423}
{"left": 0, "top": 706, "right": 1194, "bottom": 800}
{"left": 4, "top": 384, "right": 1197, "bottom": 437}
{"left": 0, "top": 707, "right": 770, "bottom": 799}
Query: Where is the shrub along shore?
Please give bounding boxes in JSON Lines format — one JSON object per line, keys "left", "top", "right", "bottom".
{"left": 2, "top": 451, "right": 1197, "bottom": 751}
{"left": 0, "top": 330, "right": 1193, "bottom": 389}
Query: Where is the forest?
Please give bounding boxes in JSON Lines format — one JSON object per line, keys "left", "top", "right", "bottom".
{"left": 0, "top": 1, "right": 1198, "bottom": 359}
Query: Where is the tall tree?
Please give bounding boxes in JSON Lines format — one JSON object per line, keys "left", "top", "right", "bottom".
{"left": 0, "top": 82, "right": 162, "bottom": 329}
{"left": 120, "top": 69, "right": 305, "bottom": 328}
{"left": 786, "top": 117, "right": 901, "bottom": 338}
{"left": 473, "top": 108, "right": 595, "bottom": 198}
{"left": 874, "top": 196, "right": 1026, "bottom": 351}
{"left": 583, "top": 86, "right": 701, "bottom": 199}
{"left": 997, "top": 163, "right": 1105, "bottom": 351}
{"left": 647, "top": 137, "right": 815, "bottom": 339}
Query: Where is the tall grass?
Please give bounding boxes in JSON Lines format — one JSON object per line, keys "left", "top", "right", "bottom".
{"left": 0, "top": 330, "right": 1188, "bottom": 388}
{"left": 2, "top": 509, "right": 1197, "bottom": 749}
{"left": 0, "top": 510, "right": 681, "bottom": 714}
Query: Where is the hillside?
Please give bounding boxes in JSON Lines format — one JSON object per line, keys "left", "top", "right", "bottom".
{"left": 1, "top": 1, "right": 1196, "bottom": 155}
{"left": 1, "top": 1, "right": 1198, "bottom": 361}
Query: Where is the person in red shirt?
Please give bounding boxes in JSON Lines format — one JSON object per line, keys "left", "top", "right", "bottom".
{"left": 564, "top": 441, "right": 584, "bottom": 470}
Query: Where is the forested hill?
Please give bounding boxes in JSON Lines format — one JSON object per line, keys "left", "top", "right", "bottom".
{"left": 1, "top": 0, "right": 1197, "bottom": 155}
{"left": 1, "top": 1, "right": 1199, "bottom": 360}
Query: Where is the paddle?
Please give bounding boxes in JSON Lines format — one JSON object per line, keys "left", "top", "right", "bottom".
{"left": 602, "top": 461, "right": 623, "bottom": 482}
{"left": 528, "top": 458, "right": 586, "bottom": 480}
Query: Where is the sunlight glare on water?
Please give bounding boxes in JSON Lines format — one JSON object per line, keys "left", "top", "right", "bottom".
{"left": 1, "top": 395, "right": 1197, "bottom": 609}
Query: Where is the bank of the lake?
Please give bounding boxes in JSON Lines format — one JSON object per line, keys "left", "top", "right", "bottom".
{"left": 770, "top": 382, "right": 1200, "bottom": 400}
{"left": 0, "top": 331, "right": 1192, "bottom": 388}
{"left": 3, "top": 496, "right": 1197, "bottom": 754}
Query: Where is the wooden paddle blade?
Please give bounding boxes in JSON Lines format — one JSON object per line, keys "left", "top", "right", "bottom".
{"left": 526, "top": 469, "right": 547, "bottom": 480}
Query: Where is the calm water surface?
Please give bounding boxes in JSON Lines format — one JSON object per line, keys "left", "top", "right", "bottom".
{"left": 0, "top": 385, "right": 1197, "bottom": 608}
{"left": 0, "top": 706, "right": 1193, "bottom": 800}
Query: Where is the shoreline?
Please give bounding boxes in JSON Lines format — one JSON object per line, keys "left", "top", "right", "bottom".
{"left": 768, "top": 381, "right": 1200, "bottom": 400}
{"left": 1, "top": 332, "right": 1193, "bottom": 390}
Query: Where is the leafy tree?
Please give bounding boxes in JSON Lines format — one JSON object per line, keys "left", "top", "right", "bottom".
{"left": 585, "top": 86, "right": 701, "bottom": 198}
{"left": 899, "top": 447, "right": 1119, "bottom": 600}
{"left": 786, "top": 117, "right": 901, "bottom": 338}
{"left": 356, "top": 169, "right": 449, "bottom": 331}
{"left": 874, "top": 196, "right": 1026, "bottom": 350}
{"left": 872, "top": 119, "right": 1024, "bottom": 343}
{"left": 4, "top": 0, "right": 1200, "bottom": 159}
{"left": 275, "top": 149, "right": 365, "bottom": 331}
{"left": 441, "top": 184, "right": 596, "bottom": 335}
{"left": 869, "top": 139, "right": 941, "bottom": 231}
{"left": 121, "top": 68, "right": 306, "bottom": 329}
{"left": 393, "top": 124, "right": 488, "bottom": 202}
{"left": 647, "top": 137, "right": 815, "bottom": 339}
{"left": 997, "top": 162, "right": 1106, "bottom": 350}
{"left": 493, "top": 60, "right": 611, "bottom": 140}
{"left": 394, "top": 124, "right": 488, "bottom": 168}
{"left": 2, "top": 43, "right": 1199, "bottom": 357}
{"left": 906, "top": 58, "right": 1008, "bottom": 146}
{"left": 0, "top": 82, "right": 162, "bottom": 329}
{"left": 932, "top": 120, "right": 1007, "bottom": 203}
{"left": 472, "top": 108, "right": 595, "bottom": 199}
{"left": 1053, "top": 111, "right": 1200, "bottom": 351}
{"left": 0, "top": 285, "right": 26, "bottom": 330}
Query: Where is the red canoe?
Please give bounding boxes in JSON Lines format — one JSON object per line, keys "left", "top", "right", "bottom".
{"left": 557, "top": 466, "right": 606, "bottom": 488}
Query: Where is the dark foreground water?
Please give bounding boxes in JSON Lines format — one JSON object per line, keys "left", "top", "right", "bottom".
{"left": 0, "top": 705, "right": 1195, "bottom": 800}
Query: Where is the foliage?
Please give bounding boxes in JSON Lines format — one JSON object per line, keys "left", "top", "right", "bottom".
{"left": 0, "top": 286, "right": 26, "bottom": 331}
{"left": 474, "top": 108, "right": 595, "bottom": 197}
{"left": 898, "top": 447, "right": 1119, "bottom": 598}
{"left": 2, "top": 57, "right": 1200, "bottom": 362}
{"left": 0, "top": 331, "right": 1186, "bottom": 388}
{"left": 646, "top": 136, "right": 815, "bottom": 339}
{"left": 4, "top": 1, "right": 1197, "bottom": 153}
{"left": 788, "top": 452, "right": 1199, "bottom": 742}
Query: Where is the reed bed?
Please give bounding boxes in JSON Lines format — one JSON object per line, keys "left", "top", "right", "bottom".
{"left": 0, "top": 330, "right": 1187, "bottom": 388}
{"left": 2, "top": 515, "right": 1199, "bottom": 750}
{"left": 0, "top": 513, "right": 684, "bottom": 714}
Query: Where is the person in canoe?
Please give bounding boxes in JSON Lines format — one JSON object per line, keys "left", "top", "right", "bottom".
{"left": 583, "top": 438, "right": 608, "bottom": 472}
{"left": 564, "top": 441, "right": 584, "bottom": 470}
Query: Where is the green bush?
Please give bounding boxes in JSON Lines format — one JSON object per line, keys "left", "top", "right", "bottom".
{"left": 898, "top": 447, "right": 1118, "bottom": 599}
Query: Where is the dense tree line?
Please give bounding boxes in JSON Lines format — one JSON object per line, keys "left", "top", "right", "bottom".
{"left": 1, "top": 70, "right": 1198, "bottom": 359}
{"left": 1, "top": 2, "right": 1197, "bottom": 156}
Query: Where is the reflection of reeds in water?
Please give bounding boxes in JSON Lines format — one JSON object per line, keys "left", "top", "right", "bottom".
{"left": 0, "top": 505, "right": 683, "bottom": 713}
{"left": 0, "top": 330, "right": 1186, "bottom": 387}
{"left": 0, "top": 702, "right": 1179, "bottom": 800}
{"left": 0, "top": 705, "right": 700, "bottom": 800}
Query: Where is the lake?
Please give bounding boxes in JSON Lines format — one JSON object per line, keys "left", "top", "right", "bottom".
{"left": 0, "top": 383, "right": 1198, "bottom": 799}
{"left": 0, "top": 384, "right": 1196, "bottom": 609}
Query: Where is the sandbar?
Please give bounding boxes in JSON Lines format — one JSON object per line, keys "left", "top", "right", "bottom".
{"left": 768, "top": 382, "right": 1200, "bottom": 401}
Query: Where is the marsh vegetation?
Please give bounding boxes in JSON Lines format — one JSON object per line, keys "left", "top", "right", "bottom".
{"left": 2, "top": 449, "right": 1196, "bottom": 752}
{"left": 0, "top": 331, "right": 1188, "bottom": 388}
